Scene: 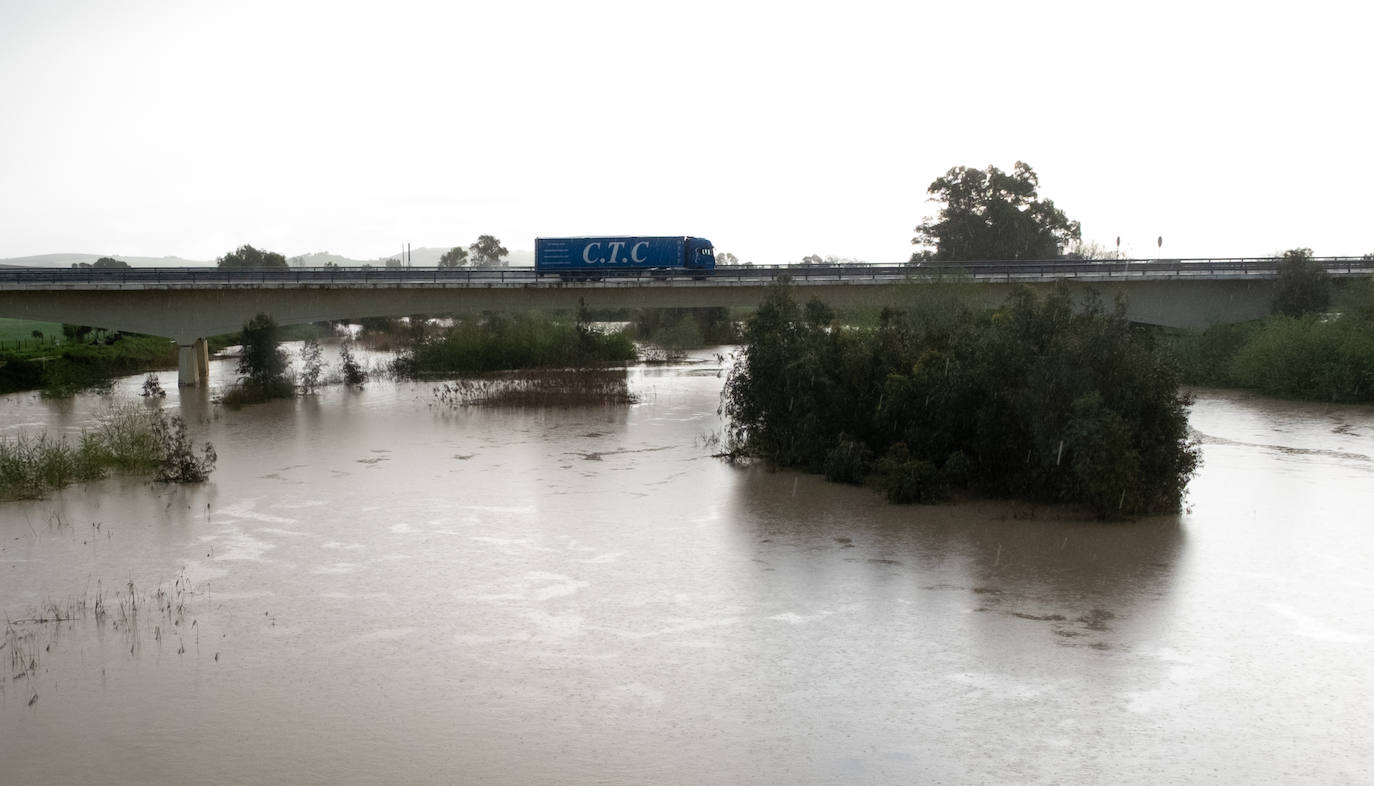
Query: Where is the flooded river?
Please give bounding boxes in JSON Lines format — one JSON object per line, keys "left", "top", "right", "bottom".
{"left": 2, "top": 348, "right": 1371, "bottom": 784}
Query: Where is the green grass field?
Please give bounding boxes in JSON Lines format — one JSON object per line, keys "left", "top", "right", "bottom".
{"left": 0, "top": 318, "right": 64, "bottom": 349}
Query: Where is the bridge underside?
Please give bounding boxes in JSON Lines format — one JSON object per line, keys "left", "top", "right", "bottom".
{"left": 0, "top": 277, "right": 1277, "bottom": 385}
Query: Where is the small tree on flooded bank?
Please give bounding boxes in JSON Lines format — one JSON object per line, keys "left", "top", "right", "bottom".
{"left": 721, "top": 280, "right": 1199, "bottom": 518}
{"left": 299, "top": 338, "right": 325, "bottom": 393}
{"left": 339, "top": 340, "right": 366, "bottom": 387}
{"left": 223, "top": 313, "right": 294, "bottom": 406}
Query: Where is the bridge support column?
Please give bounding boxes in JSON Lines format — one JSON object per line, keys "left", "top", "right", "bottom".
{"left": 177, "top": 340, "right": 207, "bottom": 387}
{"left": 195, "top": 338, "right": 209, "bottom": 382}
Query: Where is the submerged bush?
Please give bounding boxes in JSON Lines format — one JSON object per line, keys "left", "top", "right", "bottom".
{"left": 722, "top": 281, "right": 1199, "bottom": 518}
{"left": 0, "top": 405, "right": 215, "bottom": 499}
{"left": 223, "top": 313, "right": 295, "bottom": 407}
{"left": 339, "top": 340, "right": 367, "bottom": 387}
{"left": 396, "top": 311, "right": 637, "bottom": 376}
{"left": 432, "top": 368, "right": 636, "bottom": 408}
{"left": 149, "top": 408, "right": 217, "bottom": 482}
{"left": 634, "top": 307, "right": 739, "bottom": 351}
{"left": 871, "top": 443, "right": 947, "bottom": 504}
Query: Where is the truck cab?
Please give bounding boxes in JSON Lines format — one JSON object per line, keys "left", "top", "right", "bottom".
{"left": 686, "top": 237, "right": 716, "bottom": 273}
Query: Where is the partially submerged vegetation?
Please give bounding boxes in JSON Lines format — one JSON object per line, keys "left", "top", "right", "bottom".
{"left": 1166, "top": 256, "right": 1374, "bottom": 402}
{"left": 721, "top": 280, "right": 1199, "bottom": 518}
{"left": 0, "top": 404, "right": 216, "bottom": 499}
{"left": 218, "top": 313, "right": 296, "bottom": 407}
{"left": 432, "top": 369, "right": 636, "bottom": 408}
{"left": 393, "top": 308, "right": 636, "bottom": 377}
{"left": 633, "top": 307, "right": 740, "bottom": 359}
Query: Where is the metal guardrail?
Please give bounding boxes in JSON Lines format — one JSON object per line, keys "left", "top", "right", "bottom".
{"left": 1, "top": 257, "right": 1371, "bottom": 288}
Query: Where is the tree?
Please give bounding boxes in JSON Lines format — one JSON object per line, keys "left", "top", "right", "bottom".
{"left": 1272, "top": 248, "right": 1331, "bottom": 317}
{"left": 72, "top": 257, "right": 130, "bottom": 269}
{"left": 236, "top": 313, "right": 292, "bottom": 398}
{"left": 912, "top": 162, "right": 1081, "bottom": 262}
{"left": 299, "top": 337, "right": 325, "bottom": 393}
{"left": 468, "top": 235, "right": 509, "bottom": 266}
{"left": 339, "top": 340, "right": 366, "bottom": 387}
{"left": 800, "top": 254, "right": 823, "bottom": 266}
{"left": 717, "top": 251, "right": 739, "bottom": 266}
{"left": 218, "top": 244, "right": 288, "bottom": 269}
{"left": 439, "top": 246, "right": 470, "bottom": 268}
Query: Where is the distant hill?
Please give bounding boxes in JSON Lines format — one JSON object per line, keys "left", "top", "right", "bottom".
{"left": 0, "top": 253, "right": 212, "bottom": 268}
{"left": 2, "top": 248, "right": 535, "bottom": 268}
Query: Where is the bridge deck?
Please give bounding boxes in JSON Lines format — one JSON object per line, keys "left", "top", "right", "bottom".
{"left": 2, "top": 257, "right": 1371, "bottom": 291}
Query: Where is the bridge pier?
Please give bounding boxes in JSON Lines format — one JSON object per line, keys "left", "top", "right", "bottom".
{"left": 177, "top": 338, "right": 209, "bottom": 387}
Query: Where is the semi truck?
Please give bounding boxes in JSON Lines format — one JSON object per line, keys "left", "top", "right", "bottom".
{"left": 534, "top": 236, "right": 716, "bottom": 279}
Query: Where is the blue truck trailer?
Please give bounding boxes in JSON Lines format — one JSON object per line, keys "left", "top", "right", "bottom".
{"left": 534, "top": 236, "right": 715, "bottom": 279}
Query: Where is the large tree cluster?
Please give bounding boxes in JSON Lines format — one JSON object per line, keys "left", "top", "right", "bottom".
{"left": 722, "top": 282, "right": 1198, "bottom": 518}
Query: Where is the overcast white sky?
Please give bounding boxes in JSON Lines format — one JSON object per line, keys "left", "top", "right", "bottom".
{"left": 1, "top": 0, "right": 1368, "bottom": 264}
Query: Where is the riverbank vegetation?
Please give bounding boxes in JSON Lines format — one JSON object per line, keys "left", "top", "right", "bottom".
{"left": 392, "top": 308, "right": 636, "bottom": 377}
{"left": 633, "top": 307, "right": 739, "bottom": 359}
{"left": 0, "top": 324, "right": 177, "bottom": 397}
{"left": 1166, "top": 254, "right": 1374, "bottom": 402}
{"left": 432, "top": 368, "right": 635, "bottom": 407}
{"left": 0, "top": 405, "right": 216, "bottom": 499}
{"left": 721, "top": 281, "right": 1199, "bottom": 518}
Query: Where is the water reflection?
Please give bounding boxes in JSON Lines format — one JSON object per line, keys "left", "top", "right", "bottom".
{"left": 728, "top": 465, "right": 1186, "bottom": 655}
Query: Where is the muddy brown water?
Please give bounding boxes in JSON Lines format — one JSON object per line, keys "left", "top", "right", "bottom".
{"left": 2, "top": 348, "right": 1372, "bottom": 784}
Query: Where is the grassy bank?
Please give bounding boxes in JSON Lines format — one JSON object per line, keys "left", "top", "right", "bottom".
{"left": 0, "top": 318, "right": 65, "bottom": 348}
{"left": 0, "top": 334, "right": 178, "bottom": 396}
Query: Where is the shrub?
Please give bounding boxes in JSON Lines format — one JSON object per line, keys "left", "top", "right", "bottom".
{"left": 237, "top": 313, "right": 290, "bottom": 391}
{"left": 299, "top": 338, "right": 324, "bottom": 393}
{"left": 823, "top": 436, "right": 872, "bottom": 484}
{"left": 1230, "top": 316, "right": 1374, "bottom": 402}
{"left": 871, "top": 443, "right": 947, "bottom": 504}
{"left": 149, "top": 409, "right": 217, "bottom": 483}
{"left": 141, "top": 374, "right": 167, "bottom": 398}
{"left": 340, "top": 340, "right": 367, "bottom": 386}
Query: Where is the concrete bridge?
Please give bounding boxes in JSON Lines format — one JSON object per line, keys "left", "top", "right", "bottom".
{"left": 1, "top": 257, "right": 1369, "bottom": 386}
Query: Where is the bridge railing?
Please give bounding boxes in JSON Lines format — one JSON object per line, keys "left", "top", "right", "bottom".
{"left": 2, "top": 256, "right": 1371, "bottom": 287}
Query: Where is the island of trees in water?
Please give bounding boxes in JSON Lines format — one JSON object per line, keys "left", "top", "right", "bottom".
{"left": 721, "top": 281, "right": 1198, "bottom": 518}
